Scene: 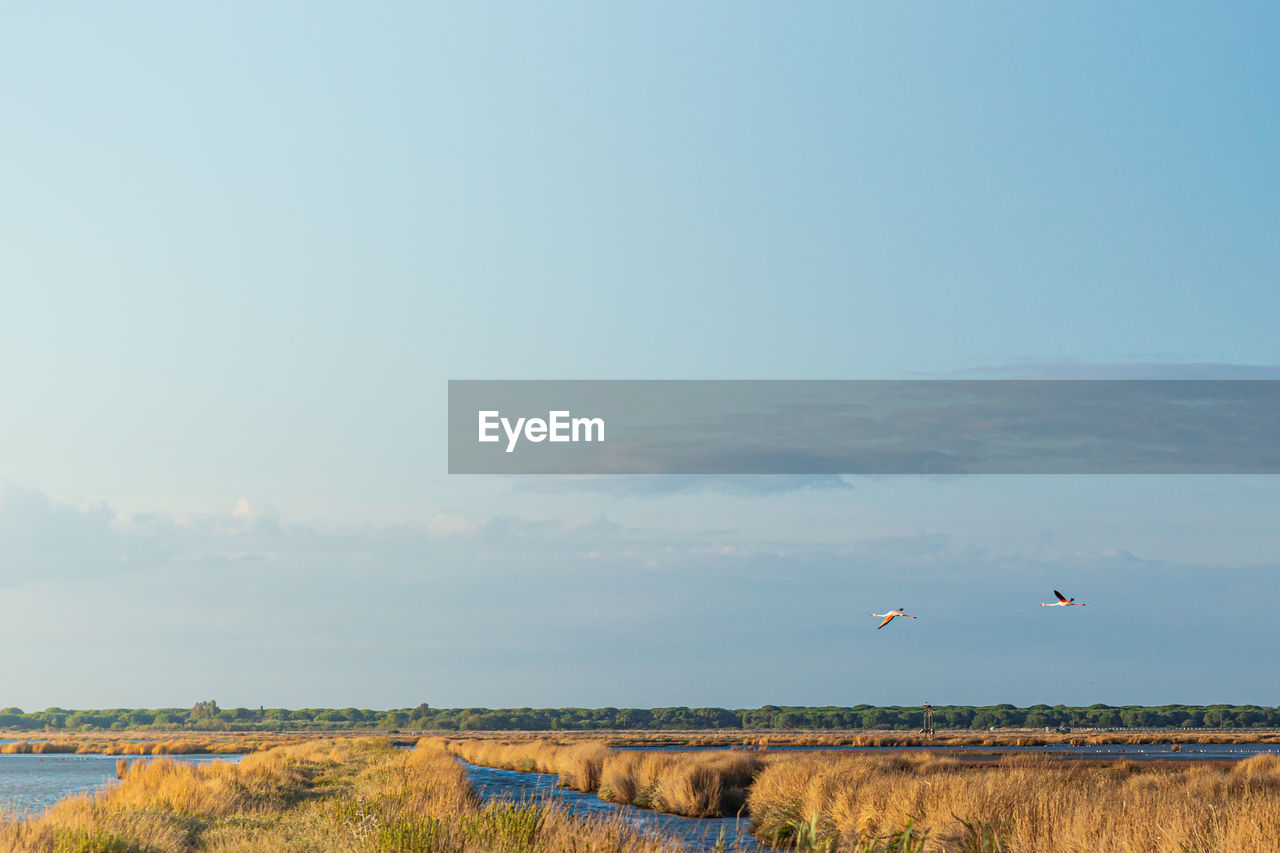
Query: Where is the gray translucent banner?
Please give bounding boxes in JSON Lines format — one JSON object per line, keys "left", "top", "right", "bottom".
{"left": 448, "top": 380, "right": 1280, "bottom": 474}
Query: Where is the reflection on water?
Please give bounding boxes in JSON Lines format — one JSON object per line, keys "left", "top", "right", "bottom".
{"left": 0, "top": 754, "right": 241, "bottom": 816}
{"left": 462, "top": 761, "right": 758, "bottom": 851}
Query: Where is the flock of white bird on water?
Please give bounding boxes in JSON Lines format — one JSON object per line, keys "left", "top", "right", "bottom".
{"left": 872, "top": 590, "right": 1085, "bottom": 629}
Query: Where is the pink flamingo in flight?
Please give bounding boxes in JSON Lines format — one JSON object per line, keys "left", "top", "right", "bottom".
{"left": 1040, "top": 590, "right": 1086, "bottom": 607}
{"left": 871, "top": 608, "right": 917, "bottom": 629}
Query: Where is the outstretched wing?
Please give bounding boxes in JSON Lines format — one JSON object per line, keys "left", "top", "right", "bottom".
{"left": 1054, "top": 590, "right": 1069, "bottom": 603}
{"left": 877, "top": 614, "right": 895, "bottom": 629}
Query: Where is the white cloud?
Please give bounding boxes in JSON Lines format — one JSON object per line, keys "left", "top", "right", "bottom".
{"left": 2, "top": 480, "right": 1280, "bottom": 708}
{"left": 426, "top": 513, "right": 485, "bottom": 537}
{"left": 231, "top": 497, "right": 255, "bottom": 520}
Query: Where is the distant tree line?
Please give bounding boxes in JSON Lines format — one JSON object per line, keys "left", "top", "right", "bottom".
{"left": 0, "top": 702, "right": 1277, "bottom": 733}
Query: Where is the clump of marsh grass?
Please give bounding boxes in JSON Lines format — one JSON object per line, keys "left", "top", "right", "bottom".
{"left": 447, "top": 737, "right": 764, "bottom": 818}
{"left": 0, "top": 743, "right": 77, "bottom": 755}
{"left": 747, "top": 751, "right": 1280, "bottom": 852}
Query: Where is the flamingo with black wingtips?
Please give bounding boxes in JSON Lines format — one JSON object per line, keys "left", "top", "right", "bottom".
{"left": 1040, "top": 590, "right": 1086, "bottom": 607}
{"left": 871, "top": 608, "right": 916, "bottom": 629}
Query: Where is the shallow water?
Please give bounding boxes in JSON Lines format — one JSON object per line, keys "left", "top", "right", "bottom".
{"left": 0, "top": 753, "right": 241, "bottom": 816}
{"left": 619, "top": 742, "right": 1280, "bottom": 761}
{"left": 462, "top": 760, "right": 758, "bottom": 850}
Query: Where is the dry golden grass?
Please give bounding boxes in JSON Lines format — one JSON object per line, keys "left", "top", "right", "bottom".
{"left": 598, "top": 750, "right": 760, "bottom": 818}
{"left": 430, "top": 738, "right": 612, "bottom": 790}
{"left": 14, "top": 729, "right": 1277, "bottom": 850}
{"left": 0, "top": 734, "right": 313, "bottom": 756}
{"left": 747, "top": 750, "right": 1280, "bottom": 852}
{"left": 0, "top": 737, "right": 682, "bottom": 853}
{"left": 444, "top": 735, "right": 1280, "bottom": 850}
{"left": 443, "top": 737, "right": 763, "bottom": 818}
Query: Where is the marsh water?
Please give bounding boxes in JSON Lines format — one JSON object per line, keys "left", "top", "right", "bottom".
{"left": 619, "top": 742, "right": 1280, "bottom": 761}
{"left": 462, "top": 760, "right": 759, "bottom": 850}
{"left": 1, "top": 752, "right": 755, "bottom": 848}
{"left": 5, "top": 742, "right": 1277, "bottom": 844}
{"left": 0, "top": 754, "right": 240, "bottom": 816}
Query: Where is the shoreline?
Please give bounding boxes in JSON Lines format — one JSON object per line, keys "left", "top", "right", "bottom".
{"left": 6, "top": 725, "right": 1280, "bottom": 751}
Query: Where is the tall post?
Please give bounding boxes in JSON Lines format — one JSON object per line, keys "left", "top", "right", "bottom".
{"left": 921, "top": 702, "right": 935, "bottom": 738}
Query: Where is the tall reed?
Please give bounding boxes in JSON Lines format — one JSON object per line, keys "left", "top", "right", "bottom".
{"left": 748, "top": 751, "right": 1280, "bottom": 852}
{"left": 445, "top": 737, "right": 764, "bottom": 818}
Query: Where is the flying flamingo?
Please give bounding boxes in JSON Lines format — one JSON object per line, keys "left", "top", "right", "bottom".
{"left": 871, "top": 608, "right": 916, "bottom": 629}
{"left": 1040, "top": 590, "right": 1086, "bottom": 607}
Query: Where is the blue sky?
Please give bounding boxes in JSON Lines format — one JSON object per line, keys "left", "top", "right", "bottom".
{"left": 0, "top": 3, "right": 1277, "bottom": 709}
